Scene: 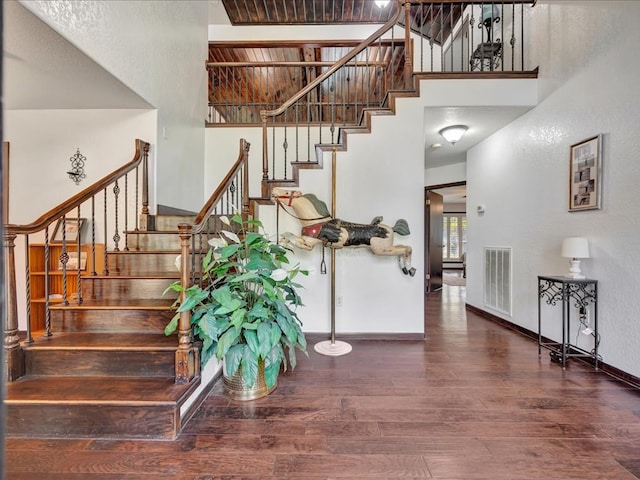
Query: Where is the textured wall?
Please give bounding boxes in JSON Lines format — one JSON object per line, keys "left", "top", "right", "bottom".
{"left": 21, "top": 0, "right": 209, "bottom": 212}
{"left": 466, "top": 1, "right": 640, "bottom": 377}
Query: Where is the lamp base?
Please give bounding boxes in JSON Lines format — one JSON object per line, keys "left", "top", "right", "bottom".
{"left": 565, "top": 259, "right": 585, "bottom": 279}
{"left": 314, "top": 340, "right": 352, "bottom": 356}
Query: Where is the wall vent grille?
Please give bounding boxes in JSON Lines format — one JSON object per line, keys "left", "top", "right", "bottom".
{"left": 484, "top": 247, "right": 512, "bottom": 315}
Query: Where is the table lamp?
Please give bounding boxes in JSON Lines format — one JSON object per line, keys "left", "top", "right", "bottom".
{"left": 561, "top": 237, "right": 590, "bottom": 279}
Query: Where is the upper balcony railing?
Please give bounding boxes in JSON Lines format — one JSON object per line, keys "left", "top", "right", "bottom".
{"left": 207, "top": 1, "right": 536, "bottom": 127}
{"left": 206, "top": 1, "right": 537, "bottom": 192}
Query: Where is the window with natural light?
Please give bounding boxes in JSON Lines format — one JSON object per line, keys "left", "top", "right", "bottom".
{"left": 443, "top": 213, "right": 467, "bottom": 261}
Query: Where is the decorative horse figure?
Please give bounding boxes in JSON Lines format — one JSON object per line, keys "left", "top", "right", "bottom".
{"left": 271, "top": 187, "right": 416, "bottom": 276}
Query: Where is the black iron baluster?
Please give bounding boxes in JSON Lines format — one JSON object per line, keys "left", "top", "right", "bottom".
{"left": 103, "top": 188, "right": 109, "bottom": 275}
{"left": 44, "top": 227, "right": 52, "bottom": 337}
{"left": 60, "top": 215, "right": 69, "bottom": 306}
{"left": 135, "top": 165, "right": 139, "bottom": 231}
{"left": 91, "top": 195, "right": 97, "bottom": 276}
{"left": 24, "top": 235, "right": 33, "bottom": 344}
{"left": 124, "top": 173, "right": 129, "bottom": 251}
{"left": 113, "top": 180, "right": 121, "bottom": 251}
{"left": 76, "top": 205, "right": 82, "bottom": 304}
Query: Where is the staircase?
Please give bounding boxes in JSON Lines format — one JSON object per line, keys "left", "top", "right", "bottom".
{"left": 4, "top": 214, "right": 206, "bottom": 440}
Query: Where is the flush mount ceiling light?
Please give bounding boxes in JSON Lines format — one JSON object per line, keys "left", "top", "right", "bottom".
{"left": 375, "top": 0, "right": 391, "bottom": 8}
{"left": 439, "top": 125, "right": 468, "bottom": 145}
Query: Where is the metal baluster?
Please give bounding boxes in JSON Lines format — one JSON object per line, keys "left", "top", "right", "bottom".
{"left": 271, "top": 119, "right": 276, "bottom": 180}
{"left": 330, "top": 79, "right": 335, "bottom": 143}
{"left": 283, "top": 111, "right": 289, "bottom": 179}
{"left": 91, "top": 195, "right": 97, "bottom": 276}
{"left": 76, "top": 205, "right": 82, "bottom": 304}
{"left": 113, "top": 180, "right": 121, "bottom": 251}
{"left": 307, "top": 92, "right": 312, "bottom": 161}
{"left": 461, "top": 3, "right": 465, "bottom": 71}
{"left": 469, "top": 4, "right": 474, "bottom": 71}
{"left": 44, "top": 228, "right": 52, "bottom": 337}
{"left": 450, "top": 2, "right": 454, "bottom": 72}
{"left": 103, "top": 188, "right": 109, "bottom": 275}
{"left": 295, "top": 99, "right": 300, "bottom": 162}
{"left": 135, "top": 166, "right": 139, "bottom": 231}
{"left": 60, "top": 215, "right": 69, "bottom": 306}
{"left": 124, "top": 173, "right": 129, "bottom": 251}
{"left": 24, "top": 235, "right": 33, "bottom": 343}
{"left": 440, "top": 2, "right": 444, "bottom": 72}
{"left": 519, "top": 2, "right": 523, "bottom": 71}
{"left": 430, "top": 4, "right": 435, "bottom": 72}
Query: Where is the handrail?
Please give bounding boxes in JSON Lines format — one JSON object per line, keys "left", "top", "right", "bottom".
{"left": 3, "top": 138, "right": 150, "bottom": 382}
{"left": 191, "top": 138, "right": 250, "bottom": 233}
{"left": 260, "top": 3, "right": 405, "bottom": 122}
{"left": 5, "top": 139, "right": 149, "bottom": 235}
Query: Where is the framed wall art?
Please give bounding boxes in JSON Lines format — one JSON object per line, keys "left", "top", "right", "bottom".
{"left": 51, "top": 218, "right": 86, "bottom": 243}
{"left": 569, "top": 134, "right": 602, "bottom": 212}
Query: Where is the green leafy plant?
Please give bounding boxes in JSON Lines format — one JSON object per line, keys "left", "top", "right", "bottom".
{"left": 165, "top": 214, "right": 308, "bottom": 389}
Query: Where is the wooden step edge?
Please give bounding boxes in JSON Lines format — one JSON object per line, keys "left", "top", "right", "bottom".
{"left": 23, "top": 344, "right": 177, "bottom": 351}
{"left": 108, "top": 250, "right": 182, "bottom": 254}
{"left": 50, "top": 302, "right": 176, "bottom": 310}
{"left": 4, "top": 398, "right": 180, "bottom": 407}
{"left": 82, "top": 274, "right": 180, "bottom": 279}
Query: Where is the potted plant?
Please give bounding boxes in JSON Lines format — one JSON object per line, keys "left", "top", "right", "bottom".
{"left": 165, "top": 214, "right": 308, "bottom": 400}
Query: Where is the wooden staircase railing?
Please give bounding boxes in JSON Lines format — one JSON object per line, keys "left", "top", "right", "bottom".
{"left": 206, "top": 1, "right": 537, "bottom": 195}
{"left": 174, "top": 138, "right": 251, "bottom": 383}
{"left": 3, "top": 139, "right": 150, "bottom": 381}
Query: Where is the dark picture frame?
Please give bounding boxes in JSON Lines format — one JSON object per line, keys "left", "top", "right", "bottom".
{"left": 51, "top": 218, "right": 86, "bottom": 243}
{"left": 569, "top": 134, "right": 602, "bottom": 212}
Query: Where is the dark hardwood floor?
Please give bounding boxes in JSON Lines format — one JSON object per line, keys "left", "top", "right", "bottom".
{"left": 5, "top": 284, "right": 640, "bottom": 479}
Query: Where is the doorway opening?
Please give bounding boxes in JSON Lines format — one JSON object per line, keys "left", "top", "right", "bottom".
{"left": 424, "top": 181, "right": 467, "bottom": 294}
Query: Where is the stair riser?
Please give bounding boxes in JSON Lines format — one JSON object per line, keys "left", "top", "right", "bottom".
{"left": 153, "top": 215, "right": 226, "bottom": 231}
{"left": 154, "top": 215, "right": 196, "bottom": 230}
{"left": 81, "top": 278, "right": 177, "bottom": 300}
{"left": 127, "top": 234, "right": 182, "bottom": 251}
{"left": 52, "top": 310, "right": 175, "bottom": 333}
{"left": 6, "top": 403, "right": 179, "bottom": 440}
{"left": 25, "top": 350, "right": 175, "bottom": 377}
{"left": 107, "top": 253, "right": 180, "bottom": 272}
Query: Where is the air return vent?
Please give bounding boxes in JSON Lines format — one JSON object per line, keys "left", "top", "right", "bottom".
{"left": 484, "top": 247, "right": 512, "bottom": 315}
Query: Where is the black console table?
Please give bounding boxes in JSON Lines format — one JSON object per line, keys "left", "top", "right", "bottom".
{"left": 537, "top": 276, "right": 599, "bottom": 369}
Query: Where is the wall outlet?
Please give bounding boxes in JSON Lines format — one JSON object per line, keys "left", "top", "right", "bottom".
{"left": 337, "top": 296, "right": 343, "bottom": 307}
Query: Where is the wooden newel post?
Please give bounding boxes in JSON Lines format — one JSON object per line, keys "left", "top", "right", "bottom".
{"left": 139, "top": 140, "right": 152, "bottom": 231}
{"left": 174, "top": 224, "right": 199, "bottom": 384}
{"left": 4, "top": 231, "right": 24, "bottom": 381}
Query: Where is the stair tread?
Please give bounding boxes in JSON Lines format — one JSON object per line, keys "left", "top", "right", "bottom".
{"left": 51, "top": 298, "right": 177, "bottom": 309}
{"left": 87, "top": 270, "right": 180, "bottom": 278}
{"left": 5, "top": 376, "right": 194, "bottom": 404}
{"left": 109, "top": 250, "right": 181, "bottom": 254}
{"left": 25, "top": 332, "right": 176, "bottom": 350}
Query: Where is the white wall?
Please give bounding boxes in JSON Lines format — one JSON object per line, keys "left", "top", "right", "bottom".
{"left": 425, "top": 162, "right": 467, "bottom": 186}
{"left": 466, "top": 1, "right": 640, "bottom": 377}
{"left": 5, "top": 109, "right": 157, "bottom": 330}
{"left": 21, "top": 0, "right": 209, "bottom": 212}
{"left": 206, "top": 110, "right": 425, "bottom": 335}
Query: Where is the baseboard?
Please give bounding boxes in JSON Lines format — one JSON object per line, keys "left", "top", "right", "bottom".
{"left": 305, "top": 332, "right": 424, "bottom": 342}
{"left": 465, "top": 303, "right": 640, "bottom": 390}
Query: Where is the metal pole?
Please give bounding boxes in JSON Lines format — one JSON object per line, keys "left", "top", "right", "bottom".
{"left": 314, "top": 148, "right": 351, "bottom": 356}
